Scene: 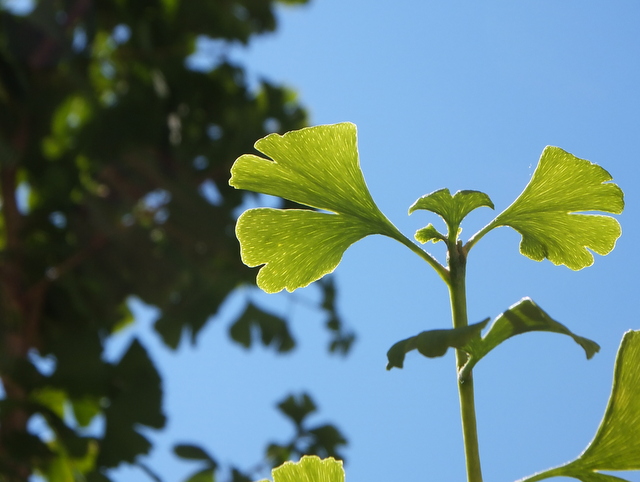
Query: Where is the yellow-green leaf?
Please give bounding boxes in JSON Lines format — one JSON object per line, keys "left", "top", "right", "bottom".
{"left": 258, "top": 455, "right": 344, "bottom": 482}
{"left": 573, "top": 330, "right": 640, "bottom": 472}
{"left": 410, "top": 188, "right": 494, "bottom": 235}
{"left": 460, "top": 298, "right": 599, "bottom": 381}
{"left": 230, "top": 123, "right": 401, "bottom": 293}
{"left": 493, "top": 146, "right": 623, "bottom": 270}
{"left": 517, "top": 331, "right": 640, "bottom": 482}
{"left": 230, "top": 123, "right": 386, "bottom": 221}
{"left": 236, "top": 209, "right": 379, "bottom": 293}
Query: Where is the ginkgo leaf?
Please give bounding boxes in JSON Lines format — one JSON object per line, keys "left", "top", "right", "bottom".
{"left": 414, "top": 224, "right": 446, "bottom": 244}
{"left": 386, "top": 319, "right": 489, "bottom": 370}
{"left": 516, "top": 331, "right": 640, "bottom": 482}
{"left": 410, "top": 188, "right": 494, "bottom": 235}
{"left": 258, "top": 456, "right": 344, "bottom": 482}
{"left": 230, "top": 122, "right": 389, "bottom": 222}
{"left": 572, "top": 330, "right": 640, "bottom": 472}
{"left": 460, "top": 298, "right": 599, "bottom": 380}
{"left": 492, "top": 146, "right": 624, "bottom": 270}
{"left": 230, "top": 123, "right": 401, "bottom": 293}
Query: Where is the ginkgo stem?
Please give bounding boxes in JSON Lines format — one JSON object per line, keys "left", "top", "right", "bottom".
{"left": 390, "top": 229, "right": 450, "bottom": 285}
{"left": 465, "top": 219, "right": 500, "bottom": 253}
{"left": 514, "top": 464, "right": 568, "bottom": 482}
{"left": 448, "top": 240, "right": 483, "bottom": 482}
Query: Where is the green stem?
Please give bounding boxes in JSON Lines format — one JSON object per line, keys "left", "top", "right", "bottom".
{"left": 448, "top": 239, "right": 483, "bottom": 482}
{"left": 464, "top": 218, "right": 500, "bottom": 253}
{"left": 386, "top": 226, "right": 450, "bottom": 285}
{"left": 514, "top": 464, "right": 569, "bottom": 482}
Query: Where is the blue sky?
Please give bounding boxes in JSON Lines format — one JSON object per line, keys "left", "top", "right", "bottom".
{"left": 107, "top": 1, "right": 640, "bottom": 481}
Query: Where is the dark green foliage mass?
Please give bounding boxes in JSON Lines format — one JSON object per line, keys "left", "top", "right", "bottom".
{"left": 0, "top": 1, "right": 349, "bottom": 480}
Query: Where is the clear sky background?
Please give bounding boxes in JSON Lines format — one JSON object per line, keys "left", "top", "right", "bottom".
{"left": 107, "top": 1, "right": 640, "bottom": 481}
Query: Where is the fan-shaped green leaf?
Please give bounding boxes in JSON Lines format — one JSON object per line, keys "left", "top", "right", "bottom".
{"left": 230, "top": 123, "right": 388, "bottom": 222}
{"left": 410, "top": 189, "right": 494, "bottom": 235}
{"left": 258, "top": 456, "right": 344, "bottom": 482}
{"left": 517, "top": 331, "right": 640, "bottom": 482}
{"left": 230, "top": 123, "right": 401, "bottom": 293}
{"left": 493, "top": 146, "right": 624, "bottom": 270}
{"left": 461, "top": 298, "right": 599, "bottom": 380}
{"left": 236, "top": 209, "right": 381, "bottom": 293}
{"left": 573, "top": 330, "right": 640, "bottom": 471}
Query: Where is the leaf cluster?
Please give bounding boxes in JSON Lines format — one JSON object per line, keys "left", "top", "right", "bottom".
{"left": 229, "top": 122, "right": 634, "bottom": 481}
{"left": 0, "top": 1, "right": 351, "bottom": 480}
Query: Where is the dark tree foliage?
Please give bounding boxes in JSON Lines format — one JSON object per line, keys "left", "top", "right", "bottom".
{"left": 0, "top": 1, "right": 352, "bottom": 480}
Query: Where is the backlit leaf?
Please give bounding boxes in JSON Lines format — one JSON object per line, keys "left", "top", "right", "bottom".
{"left": 493, "top": 146, "right": 624, "bottom": 270}
{"left": 414, "top": 224, "right": 446, "bottom": 244}
{"left": 258, "top": 455, "right": 344, "bottom": 482}
{"left": 517, "top": 331, "right": 640, "bottom": 482}
{"left": 571, "top": 330, "right": 640, "bottom": 472}
{"left": 230, "top": 123, "right": 400, "bottom": 293}
{"left": 410, "top": 188, "right": 494, "bottom": 235}
{"left": 461, "top": 298, "right": 599, "bottom": 379}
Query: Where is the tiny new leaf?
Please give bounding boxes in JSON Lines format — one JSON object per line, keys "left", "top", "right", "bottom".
{"left": 410, "top": 188, "right": 494, "bottom": 237}
{"left": 517, "top": 331, "right": 640, "bottom": 482}
{"left": 414, "top": 224, "right": 446, "bottom": 244}
{"left": 230, "top": 123, "right": 401, "bottom": 293}
{"left": 461, "top": 298, "right": 599, "bottom": 380}
{"left": 258, "top": 455, "right": 344, "bottom": 482}
{"left": 492, "top": 146, "right": 624, "bottom": 270}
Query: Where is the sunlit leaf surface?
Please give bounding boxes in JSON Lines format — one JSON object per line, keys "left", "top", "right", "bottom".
{"left": 410, "top": 188, "right": 494, "bottom": 235}
{"left": 230, "top": 123, "right": 400, "bottom": 293}
{"left": 518, "top": 331, "right": 640, "bottom": 482}
{"left": 461, "top": 298, "right": 600, "bottom": 378}
{"left": 572, "top": 330, "right": 640, "bottom": 472}
{"left": 258, "top": 456, "right": 344, "bottom": 482}
{"left": 493, "top": 146, "right": 624, "bottom": 270}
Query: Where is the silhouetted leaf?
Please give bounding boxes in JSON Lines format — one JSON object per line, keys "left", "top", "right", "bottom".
{"left": 306, "top": 425, "right": 347, "bottom": 459}
{"left": 174, "top": 444, "right": 216, "bottom": 465}
{"left": 277, "top": 393, "right": 316, "bottom": 427}
{"left": 98, "top": 340, "right": 165, "bottom": 467}
{"left": 319, "top": 277, "right": 355, "bottom": 355}
{"left": 230, "top": 467, "right": 252, "bottom": 482}
{"left": 386, "top": 319, "right": 489, "bottom": 370}
{"left": 229, "top": 303, "right": 295, "bottom": 353}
